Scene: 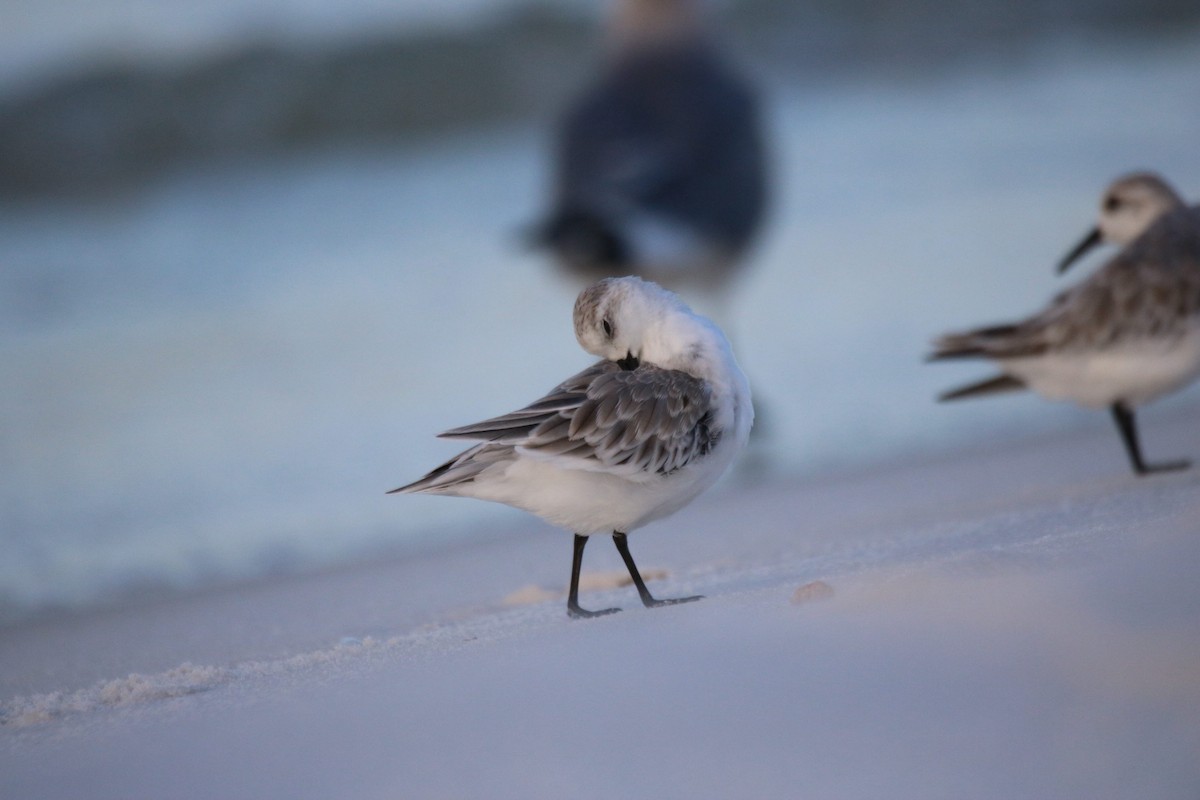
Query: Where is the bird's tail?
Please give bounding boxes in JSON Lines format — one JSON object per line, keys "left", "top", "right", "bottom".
{"left": 937, "top": 373, "right": 1026, "bottom": 402}
{"left": 388, "top": 443, "right": 511, "bottom": 495}
{"left": 926, "top": 324, "right": 1022, "bottom": 361}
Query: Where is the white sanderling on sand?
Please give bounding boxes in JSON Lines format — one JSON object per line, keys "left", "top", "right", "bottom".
{"left": 929, "top": 172, "right": 1200, "bottom": 476}
{"left": 390, "top": 276, "right": 754, "bottom": 617}
{"left": 527, "top": 0, "right": 766, "bottom": 304}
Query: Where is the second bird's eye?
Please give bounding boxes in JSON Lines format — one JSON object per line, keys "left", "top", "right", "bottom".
{"left": 1104, "top": 196, "right": 1121, "bottom": 212}
{"left": 602, "top": 318, "right": 613, "bottom": 337}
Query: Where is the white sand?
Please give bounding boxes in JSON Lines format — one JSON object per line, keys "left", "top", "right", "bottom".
{"left": 3, "top": 407, "right": 1199, "bottom": 799}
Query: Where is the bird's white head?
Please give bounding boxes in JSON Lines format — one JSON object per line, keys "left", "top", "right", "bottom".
{"left": 1058, "top": 172, "right": 1186, "bottom": 274}
{"left": 573, "top": 276, "right": 689, "bottom": 369}
{"left": 1097, "top": 172, "right": 1184, "bottom": 245}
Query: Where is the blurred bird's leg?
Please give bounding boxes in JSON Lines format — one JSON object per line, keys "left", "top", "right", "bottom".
{"left": 1110, "top": 402, "right": 1190, "bottom": 476}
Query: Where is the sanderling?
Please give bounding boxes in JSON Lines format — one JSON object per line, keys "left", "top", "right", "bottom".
{"left": 390, "top": 276, "right": 754, "bottom": 618}
{"left": 527, "top": 0, "right": 766, "bottom": 299}
{"left": 929, "top": 172, "right": 1200, "bottom": 476}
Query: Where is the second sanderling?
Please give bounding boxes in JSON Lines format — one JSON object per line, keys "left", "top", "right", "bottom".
{"left": 929, "top": 172, "right": 1200, "bottom": 476}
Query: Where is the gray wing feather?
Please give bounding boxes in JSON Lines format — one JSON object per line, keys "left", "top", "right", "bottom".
{"left": 437, "top": 360, "right": 717, "bottom": 476}
{"left": 388, "top": 442, "right": 511, "bottom": 494}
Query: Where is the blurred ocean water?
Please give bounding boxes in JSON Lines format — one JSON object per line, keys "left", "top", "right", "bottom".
{"left": 1, "top": 3, "right": 1199, "bottom": 622}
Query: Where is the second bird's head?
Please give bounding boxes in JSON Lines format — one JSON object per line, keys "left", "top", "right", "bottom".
{"left": 1057, "top": 172, "right": 1184, "bottom": 274}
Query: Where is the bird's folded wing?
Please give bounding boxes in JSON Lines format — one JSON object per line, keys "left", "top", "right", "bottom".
{"left": 440, "top": 360, "right": 716, "bottom": 476}
{"left": 929, "top": 281, "right": 1118, "bottom": 360}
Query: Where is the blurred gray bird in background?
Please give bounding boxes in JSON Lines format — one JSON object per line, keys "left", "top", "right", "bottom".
{"left": 528, "top": 0, "right": 767, "bottom": 309}
{"left": 929, "top": 172, "right": 1200, "bottom": 476}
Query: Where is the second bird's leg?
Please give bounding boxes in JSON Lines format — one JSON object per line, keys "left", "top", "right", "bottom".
{"left": 612, "top": 531, "right": 703, "bottom": 609}
{"left": 1110, "top": 402, "right": 1190, "bottom": 476}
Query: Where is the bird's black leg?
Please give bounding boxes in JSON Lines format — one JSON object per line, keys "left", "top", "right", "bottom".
{"left": 1110, "top": 402, "right": 1190, "bottom": 476}
{"left": 567, "top": 534, "right": 621, "bottom": 619}
{"left": 612, "top": 531, "right": 703, "bottom": 609}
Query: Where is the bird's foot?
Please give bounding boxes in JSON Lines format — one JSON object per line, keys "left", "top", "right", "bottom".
{"left": 642, "top": 594, "right": 704, "bottom": 609}
{"left": 1135, "top": 459, "right": 1191, "bottom": 476}
{"left": 567, "top": 603, "right": 621, "bottom": 620}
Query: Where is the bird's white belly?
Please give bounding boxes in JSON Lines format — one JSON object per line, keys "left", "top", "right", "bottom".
{"left": 1004, "top": 324, "right": 1200, "bottom": 408}
{"left": 463, "top": 452, "right": 729, "bottom": 535}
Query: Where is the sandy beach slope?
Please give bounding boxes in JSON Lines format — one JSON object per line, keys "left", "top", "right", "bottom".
{"left": 2, "top": 407, "right": 1199, "bottom": 799}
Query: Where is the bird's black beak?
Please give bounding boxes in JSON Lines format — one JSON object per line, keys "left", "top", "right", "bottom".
{"left": 1056, "top": 227, "right": 1102, "bottom": 275}
{"left": 617, "top": 351, "right": 639, "bottom": 371}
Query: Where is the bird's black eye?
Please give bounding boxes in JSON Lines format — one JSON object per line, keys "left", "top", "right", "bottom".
{"left": 601, "top": 317, "right": 613, "bottom": 338}
{"left": 1104, "top": 195, "right": 1121, "bottom": 212}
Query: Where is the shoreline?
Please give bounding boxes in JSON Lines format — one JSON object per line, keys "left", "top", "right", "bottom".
{"left": 2, "top": 402, "right": 1190, "bottom": 729}
{"left": 1, "top": 405, "right": 1196, "bottom": 800}
{"left": 4, "top": 403, "right": 1198, "bottom": 703}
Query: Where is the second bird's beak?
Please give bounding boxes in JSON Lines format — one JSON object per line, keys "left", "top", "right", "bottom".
{"left": 1056, "top": 227, "right": 1102, "bottom": 275}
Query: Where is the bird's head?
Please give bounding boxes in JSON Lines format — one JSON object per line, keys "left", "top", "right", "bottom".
{"left": 1057, "top": 172, "right": 1184, "bottom": 274}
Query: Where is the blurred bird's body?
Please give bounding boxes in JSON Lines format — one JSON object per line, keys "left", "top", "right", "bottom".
{"left": 531, "top": 0, "right": 766, "bottom": 304}
{"left": 930, "top": 172, "right": 1200, "bottom": 475}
